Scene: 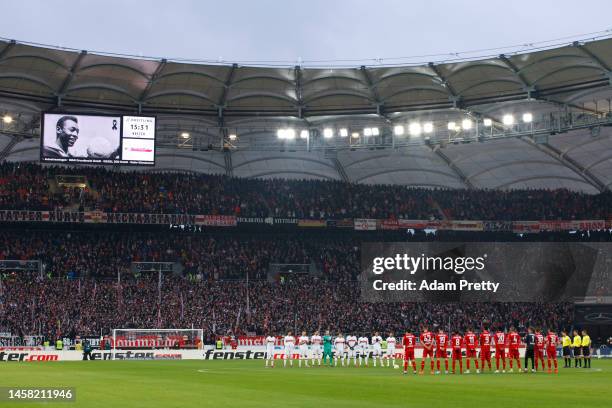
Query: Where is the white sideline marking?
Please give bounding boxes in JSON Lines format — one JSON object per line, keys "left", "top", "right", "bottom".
{"left": 197, "top": 367, "right": 250, "bottom": 373}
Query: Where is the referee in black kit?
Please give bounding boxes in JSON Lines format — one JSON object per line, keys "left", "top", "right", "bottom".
{"left": 523, "top": 327, "right": 536, "bottom": 372}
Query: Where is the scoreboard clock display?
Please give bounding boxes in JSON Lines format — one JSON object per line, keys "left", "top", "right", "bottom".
{"left": 40, "top": 113, "right": 156, "bottom": 166}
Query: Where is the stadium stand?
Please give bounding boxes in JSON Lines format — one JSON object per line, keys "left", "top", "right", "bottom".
{"left": 1, "top": 163, "right": 611, "bottom": 220}
{"left": 0, "top": 228, "right": 609, "bottom": 342}
{"left": 1, "top": 271, "right": 575, "bottom": 342}
{"left": 0, "top": 36, "right": 611, "bottom": 352}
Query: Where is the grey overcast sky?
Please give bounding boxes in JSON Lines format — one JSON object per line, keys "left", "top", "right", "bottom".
{"left": 2, "top": 0, "right": 612, "bottom": 65}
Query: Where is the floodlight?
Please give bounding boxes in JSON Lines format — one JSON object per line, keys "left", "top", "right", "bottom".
{"left": 502, "top": 114, "right": 515, "bottom": 126}
{"left": 408, "top": 122, "right": 422, "bottom": 136}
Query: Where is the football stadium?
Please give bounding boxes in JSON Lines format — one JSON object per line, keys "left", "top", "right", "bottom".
{"left": 0, "top": 2, "right": 612, "bottom": 407}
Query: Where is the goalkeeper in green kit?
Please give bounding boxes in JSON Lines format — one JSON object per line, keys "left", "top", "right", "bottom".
{"left": 323, "top": 330, "right": 333, "bottom": 366}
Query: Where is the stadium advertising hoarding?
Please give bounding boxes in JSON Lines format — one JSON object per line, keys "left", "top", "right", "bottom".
{"left": 361, "top": 242, "right": 612, "bottom": 302}
{"left": 40, "top": 113, "right": 156, "bottom": 166}
{"left": 0, "top": 349, "right": 193, "bottom": 362}
{"left": 0, "top": 346, "right": 538, "bottom": 362}
{"left": 0, "top": 210, "right": 235, "bottom": 226}
{"left": 355, "top": 218, "right": 377, "bottom": 230}
{"left": 326, "top": 219, "right": 354, "bottom": 228}
{"left": 1, "top": 210, "right": 611, "bottom": 232}
{"left": 379, "top": 220, "right": 434, "bottom": 230}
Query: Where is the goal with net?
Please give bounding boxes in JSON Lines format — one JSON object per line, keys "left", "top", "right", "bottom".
{"left": 111, "top": 329, "right": 203, "bottom": 357}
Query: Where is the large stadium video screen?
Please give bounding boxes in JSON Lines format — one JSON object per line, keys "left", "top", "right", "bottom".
{"left": 40, "top": 113, "right": 156, "bottom": 165}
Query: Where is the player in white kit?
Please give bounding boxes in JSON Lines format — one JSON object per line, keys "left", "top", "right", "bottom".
{"left": 385, "top": 332, "right": 397, "bottom": 367}
{"left": 283, "top": 331, "right": 296, "bottom": 367}
{"left": 334, "top": 332, "right": 346, "bottom": 367}
{"left": 358, "top": 335, "right": 369, "bottom": 367}
{"left": 310, "top": 331, "right": 323, "bottom": 366}
{"left": 371, "top": 332, "right": 384, "bottom": 367}
{"left": 346, "top": 334, "right": 358, "bottom": 367}
{"left": 298, "top": 331, "right": 310, "bottom": 367}
{"left": 265, "top": 334, "right": 276, "bottom": 368}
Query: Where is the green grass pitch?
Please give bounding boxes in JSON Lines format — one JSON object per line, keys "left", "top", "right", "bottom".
{"left": 3, "top": 359, "right": 611, "bottom": 408}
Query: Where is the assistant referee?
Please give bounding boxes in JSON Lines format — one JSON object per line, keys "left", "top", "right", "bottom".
{"left": 581, "top": 330, "right": 591, "bottom": 368}
{"left": 572, "top": 330, "right": 582, "bottom": 368}
{"left": 561, "top": 331, "right": 571, "bottom": 368}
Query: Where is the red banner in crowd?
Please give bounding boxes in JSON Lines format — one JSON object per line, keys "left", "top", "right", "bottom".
{"left": 539, "top": 220, "right": 606, "bottom": 232}
{"left": 378, "top": 219, "right": 400, "bottom": 230}
{"left": 512, "top": 221, "right": 541, "bottom": 233}
{"left": 398, "top": 219, "right": 434, "bottom": 229}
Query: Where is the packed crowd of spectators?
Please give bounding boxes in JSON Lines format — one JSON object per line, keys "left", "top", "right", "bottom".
{"left": 3, "top": 229, "right": 611, "bottom": 281}
{"left": 0, "top": 228, "right": 607, "bottom": 341}
{"left": 1, "top": 162, "right": 611, "bottom": 220}
{"left": 0, "top": 229, "right": 359, "bottom": 281}
{"left": 0, "top": 274, "right": 575, "bottom": 341}
{"left": 0, "top": 162, "right": 608, "bottom": 344}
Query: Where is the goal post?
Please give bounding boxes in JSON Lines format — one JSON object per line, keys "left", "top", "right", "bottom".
{"left": 111, "top": 329, "right": 204, "bottom": 359}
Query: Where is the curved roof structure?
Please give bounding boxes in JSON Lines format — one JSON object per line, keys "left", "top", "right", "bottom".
{"left": 1, "top": 36, "right": 612, "bottom": 193}
{"left": 1, "top": 37, "right": 612, "bottom": 116}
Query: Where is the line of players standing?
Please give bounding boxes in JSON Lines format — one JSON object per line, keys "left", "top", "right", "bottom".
{"left": 265, "top": 325, "right": 566, "bottom": 375}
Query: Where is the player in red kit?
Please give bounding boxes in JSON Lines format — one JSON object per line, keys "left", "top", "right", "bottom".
{"left": 463, "top": 328, "right": 479, "bottom": 373}
{"left": 419, "top": 326, "right": 435, "bottom": 375}
{"left": 545, "top": 329, "right": 559, "bottom": 374}
{"left": 451, "top": 330, "right": 463, "bottom": 374}
{"left": 402, "top": 330, "right": 417, "bottom": 375}
{"left": 534, "top": 328, "right": 546, "bottom": 372}
{"left": 507, "top": 326, "right": 521, "bottom": 372}
{"left": 479, "top": 326, "right": 493, "bottom": 372}
{"left": 493, "top": 328, "right": 507, "bottom": 373}
{"left": 435, "top": 328, "right": 449, "bottom": 374}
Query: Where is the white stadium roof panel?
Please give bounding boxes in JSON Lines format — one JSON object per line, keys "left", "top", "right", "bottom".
{"left": 0, "top": 134, "right": 12, "bottom": 151}
{"left": 4, "top": 137, "right": 40, "bottom": 162}
{"left": 152, "top": 148, "right": 226, "bottom": 174}
{"left": 232, "top": 150, "right": 339, "bottom": 181}
{"left": 337, "top": 147, "right": 464, "bottom": 188}
{"left": 547, "top": 129, "right": 612, "bottom": 189}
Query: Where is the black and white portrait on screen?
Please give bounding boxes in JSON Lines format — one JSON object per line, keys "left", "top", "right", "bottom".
{"left": 42, "top": 114, "right": 120, "bottom": 160}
